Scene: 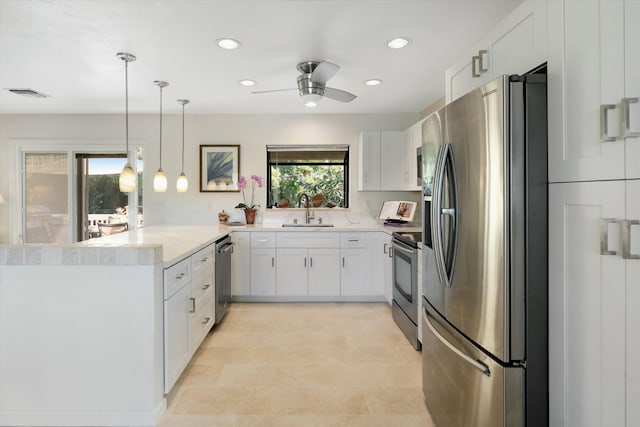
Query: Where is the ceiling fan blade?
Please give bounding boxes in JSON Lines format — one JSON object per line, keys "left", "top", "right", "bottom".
{"left": 310, "top": 61, "right": 340, "bottom": 84}
{"left": 323, "top": 87, "right": 357, "bottom": 103}
{"left": 251, "top": 88, "right": 297, "bottom": 94}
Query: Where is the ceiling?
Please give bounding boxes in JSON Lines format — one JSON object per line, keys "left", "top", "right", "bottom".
{"left": 0, "top": 0, "right": 522, "bottom": 115}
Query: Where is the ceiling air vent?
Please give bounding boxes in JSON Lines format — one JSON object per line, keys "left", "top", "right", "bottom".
{"left": 6, "top": 88, "right": 50, "bottom": 98}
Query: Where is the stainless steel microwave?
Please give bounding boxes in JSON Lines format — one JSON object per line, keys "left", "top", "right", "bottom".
{"left": 416, "top": 146, "right": 423, "bottom": 187}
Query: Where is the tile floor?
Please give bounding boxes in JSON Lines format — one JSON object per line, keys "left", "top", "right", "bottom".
{"left": 158, "top": 302, "right": 435, "bottom": 427}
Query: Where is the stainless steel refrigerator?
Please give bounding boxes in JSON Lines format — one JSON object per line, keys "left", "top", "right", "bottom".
{"left": 421, "top": 73, "right": 548, "bottom": 426}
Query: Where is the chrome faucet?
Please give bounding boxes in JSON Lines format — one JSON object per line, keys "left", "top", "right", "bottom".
{"left": 297, "top": 193, "right": 315, "bottom": 224}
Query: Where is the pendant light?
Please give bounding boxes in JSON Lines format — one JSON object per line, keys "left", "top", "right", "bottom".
{"left": 153, "top": 80, "right": 169, "bottom": 192}
{"left": 117, "top": 52, "right": 137, "bottom": 193}
{"left": 176, "top": 99, "right": 190, "bottom": 193}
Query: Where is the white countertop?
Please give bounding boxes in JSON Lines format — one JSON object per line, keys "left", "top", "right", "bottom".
{"left": 74, "top": 223, "right": 422, "bottom": 266}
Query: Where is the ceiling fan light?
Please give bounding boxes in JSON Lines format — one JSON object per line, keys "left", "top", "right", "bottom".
{"left": 119, "top": 163, "right": 136, "bottom": 192}
{"left": 386, "top": 37, "right": 411, "bottom": 49}
{"left": 239, "top": 79, "right": 256, "bottom": 87}
{"left": 176, "top": 172, "right": 189, "bottom": 192}
{"left": 217, "top": 38, "right": 240, "bottom": 50}
{"left": 301, "top": 92, "right": 322, "bottom": 103}
{"left": 153, "top": 168, "right": 168, "bottom": 192}
{"left": 304, "top": 101, "right": 318, "bottom": 108}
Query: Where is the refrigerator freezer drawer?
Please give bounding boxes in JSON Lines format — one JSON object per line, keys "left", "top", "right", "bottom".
{"left": 422, "top": 301, "right": 523, "bottom": 427}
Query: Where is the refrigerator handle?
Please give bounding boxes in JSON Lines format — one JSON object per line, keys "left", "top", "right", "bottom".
{"left": 432, "top": 145, "right": 447, "bottom": 284}
{"left": 423, "top": 307, "right": 491, "bottom": 377}
{"left": 623, "top": 97, "right": 639, "bottom": 138}
{"left": 622, "top": 220, "right": 640, "bottom": 260}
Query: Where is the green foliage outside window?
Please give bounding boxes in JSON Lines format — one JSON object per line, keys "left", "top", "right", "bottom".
{"left": 270, "top": 165, "right": 345, "bottom": 208}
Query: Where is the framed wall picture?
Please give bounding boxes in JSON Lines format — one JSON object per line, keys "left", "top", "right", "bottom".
{"left": 199, "top": 145, "right": 240, "bottom": 192}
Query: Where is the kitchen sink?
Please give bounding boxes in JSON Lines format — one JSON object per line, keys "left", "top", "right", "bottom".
{"left": 281, "top": 223, "right": 334, "bottom": 227}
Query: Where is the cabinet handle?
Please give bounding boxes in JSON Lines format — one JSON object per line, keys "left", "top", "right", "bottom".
{"left": 348, "top": 239, "right": 359, "bottom": 242}
{"left": 258, "top": 238, "right": 268, "bottom": 242}
{"left": 623, "top": 97, "right": 639, "bottom": 138}
{"left": 272, "top": 257, "right": 275, "bottom": 267}
{"left": 383, "top": 243, "right": 388, "bottom": 254}
{"left": 342, "top": 257, "right": 345, "bottom": 268}
{"left": 202, "top": 284, "right": 211, "bottom": 290}
{"left": 388, "top": 247, "right": 393, "bottom": 258}
{"left": 304, "top": 257, "right": 307, "bottom": 267}
{"left": 471, "top": 55, "right": 481, "bottom": 77}
{"left": 478, "top": 49, "right": 488, "bottom": 73}
{"left": 622, "top": 220, "right": 640, "bottom": 260}
{"left": 202, "top": 317, "right": 211, "bottom": 325}
{"left": 601, "top": 218, "right": 619, "bottom": 256}
{"left": 176, "top": 272, "right": 186, "bottom": 280}
{"left": 189, "top": 297, "right": 196, "bottom": 313}
{"left": 201, "top": 257, "right": 208, "bottom": 263}
{"left": 600, "top": 104, "right": 617, "bottom": 142}
{"left": 310, "top": 257, "right": 313, "bottom": 268}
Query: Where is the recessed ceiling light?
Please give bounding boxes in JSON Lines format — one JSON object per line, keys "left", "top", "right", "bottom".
{"left": 365, "top": 79, "right": 383, "bottom": 86}
{"left": 386, "top": 37, "right": 411, "bottom": 49}
{"left": 217, "top": 38, "right": 240, "bottom": 50}
{"left": 239, "top": 79, "right": 256, "bottom": 87}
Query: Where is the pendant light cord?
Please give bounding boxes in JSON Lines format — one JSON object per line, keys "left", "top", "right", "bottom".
{"left": 159, "top": 86, "right": 163, "bottom": 168}
{"left": 125, "top": 59, "right": 129, "bottom": 157}
{"left": 181, "top": 103, "right": 185, "bottom": 171}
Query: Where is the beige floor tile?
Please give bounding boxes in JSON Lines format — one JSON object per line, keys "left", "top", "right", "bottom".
{"left": 158, "top": 302, "right": 434, "bottom": 426}
{"left": 364, "top": 386, "right": 429, "bottom": 415}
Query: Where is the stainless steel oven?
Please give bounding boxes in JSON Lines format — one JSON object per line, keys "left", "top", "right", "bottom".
{"left": 392, "top": 231, "right": 421, "bottom": 350}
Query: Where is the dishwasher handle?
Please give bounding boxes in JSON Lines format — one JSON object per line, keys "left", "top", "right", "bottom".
{"left": 218, "top": 242, "right": 235, "bottom": 254}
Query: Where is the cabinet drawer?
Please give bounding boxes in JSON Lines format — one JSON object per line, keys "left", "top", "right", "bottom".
{"left": 191, "top": 265, "right": 214, "bottom": 305}
{"left": 251, "top": 232, "right": 276, "bottom": 248}
{"left": 164, "top": 257, "right": 191, "bottom": 299}
{"left": 191, "top": 245, "right": 214, "bottom": 276}
{"left": 189, "top": 291, "right": 215, "bottom": 354}
{"left": 340, "top": 233, "right": 368, "bottom": 248}
{"left": 276, "top": 232, "right": 340, "bottom": 248}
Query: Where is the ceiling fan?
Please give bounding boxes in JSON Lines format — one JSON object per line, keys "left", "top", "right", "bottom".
{"left": 251, "top": 61, "right": 357, "bottom": 106}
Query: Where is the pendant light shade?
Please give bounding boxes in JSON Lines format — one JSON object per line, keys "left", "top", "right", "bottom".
{"left": 153, "top": 80, "right": 169, "bottom": 192}
{"left": 177, "top": 99, "right": 190, "bottom": 193}
{"left": 117, "top": 52, "right": 137, "bottom": 193}
{"left": 153, "top": 168, "right": 168, "bottom": 192}
{"left": 176, "top": 172, "right": 188, "bottom": 192}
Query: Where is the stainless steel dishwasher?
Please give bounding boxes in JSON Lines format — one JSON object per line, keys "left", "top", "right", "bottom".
{"left": 215, "top": 235, "right": 234, "bottom": 323}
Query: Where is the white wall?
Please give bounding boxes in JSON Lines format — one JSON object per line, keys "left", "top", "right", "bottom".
{"left": 0, "top": 113, "right": 421, "bottom": 243}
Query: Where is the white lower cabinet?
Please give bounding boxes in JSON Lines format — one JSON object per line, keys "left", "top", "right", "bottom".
{"left": 163, "top": 242, "right": 217, "bottom": 393}
{"left": 250, "top": 248, "right": 276, "bottom": 296}
{"left": 231, "top": 231, "right": 250, "bottom": 296}
{"left": 549, "top": 180, "right": 640, "bottom": 426}
{"left": 164, "top": 284, "right": 190, "bottom": 394}
{"left": 382, "top": 233, "right": 393, "bottom": 304}
{"left": 235, "top": 230, "right": 385, "bottom": 300}
{"left": 340, "top": 247, "right": 371, "bottom": 296}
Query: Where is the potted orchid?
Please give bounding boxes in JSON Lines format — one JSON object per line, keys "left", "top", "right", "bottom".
{"left": 235, "top": 175, "right": 263, "bottom": 224}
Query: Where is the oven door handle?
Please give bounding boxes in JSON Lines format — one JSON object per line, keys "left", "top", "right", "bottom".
{"left": 392, "top": 242, "right": 415, "bottom": 255}
{"left": 423, "top": 307, "right": 490, "bottom": 376}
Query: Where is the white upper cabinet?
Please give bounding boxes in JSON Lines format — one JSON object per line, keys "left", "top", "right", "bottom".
{"left": 358, "top": 131, "right": 406, "bottom": 191}
{"left": 405, "top": 120, "right": 424, "bottom": 192}
{"left": 446, "top": 0, "right": 547, "bottom": 103}
{"left": 548, "top": 0, "right": 640, "bottom": 182}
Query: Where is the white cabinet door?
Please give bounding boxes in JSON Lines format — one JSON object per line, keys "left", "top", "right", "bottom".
{"left": 358, "top": 131, "right": 381, "bottom": 190}
{"left": 340, "top": 248, "right": 371, "bottom": 296}
{"left": 626, "top": 179, "right": 640, "bottom": 425}
{"left": 380, "top": 131, "right": 406, "bottom": 190}
{"left": 548, "top": 0, "right": 625, "bottom": 183}
{"left": 250, "top": 248, "right": 276, "bottom": 296}
{"left": 382, "top": 233, "right": 393, "bottom": 304}
{"left": 231, "top": 232, "right": 251, "bottom": 296}
{"left": 625, "top": 2, "right": 640, "bottom": 179}
{"left": 276, "top": 248, "right": 308, "bottom": 296}
{"left": 164, "top": 283, "right": 191, "bottom": 393}
{"left": 308, "top": 248, "right": 341, "bottom": 296}
{"left": 446, "top": 47, "right": 491, "bottom": 103}
{"left": 358, "top": 131, "right": 406, "bottom": 191}
{"left": 549, "top": 180, "right": 626, "bottom": 427}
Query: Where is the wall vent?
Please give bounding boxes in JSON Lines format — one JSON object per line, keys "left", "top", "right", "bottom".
{"left": 5, "top": 88, "right": 50, "bottom": 98}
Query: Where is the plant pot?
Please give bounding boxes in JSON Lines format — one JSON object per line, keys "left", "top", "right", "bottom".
{"left": 244, "top": 209, "right": 257, "bottom": 225}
